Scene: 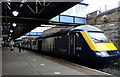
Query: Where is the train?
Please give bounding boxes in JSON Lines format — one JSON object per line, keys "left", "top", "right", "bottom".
{"left": 20, "top": 25, "right": 120, "bottom": 69}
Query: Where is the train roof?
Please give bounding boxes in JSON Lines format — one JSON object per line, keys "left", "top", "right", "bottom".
{"left": 38, "top": 25, "right": 102, "bottom": 38}
{"left": 70, "top": 25, "right": 102, "bottom": 31}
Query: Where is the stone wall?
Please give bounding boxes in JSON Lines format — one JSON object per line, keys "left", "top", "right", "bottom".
{"left": 87, "top": 7, "right": 120, "bottom": 48}
{"left": 95, "top": 22, "right": 119, "bottom": 47}
{"left": 118, "top": 7, "right": 120, "bottom": 49}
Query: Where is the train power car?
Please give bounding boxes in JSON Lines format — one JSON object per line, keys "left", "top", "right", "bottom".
{"left": 22, "top": 25, "right": 120, "bottom": 69}
{"left": 38, "top": 25, "right": 120, "bottom": 69}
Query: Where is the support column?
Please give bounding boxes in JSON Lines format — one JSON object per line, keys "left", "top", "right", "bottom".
{"left": 0, "top": 2, "right": 2, "bottom": 76}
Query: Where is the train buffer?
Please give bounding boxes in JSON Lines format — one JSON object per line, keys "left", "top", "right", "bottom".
{"left": 2, "top": 47, "right": 115, "bottom": 76}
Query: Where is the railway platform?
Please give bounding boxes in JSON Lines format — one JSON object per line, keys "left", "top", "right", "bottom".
{"left": 2, "top": 47, "right": 115, "bottom": 76}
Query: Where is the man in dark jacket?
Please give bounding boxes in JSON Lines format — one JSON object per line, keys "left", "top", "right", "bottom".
{"left": 18, "top": 42, "right": 22, "bottom": 52}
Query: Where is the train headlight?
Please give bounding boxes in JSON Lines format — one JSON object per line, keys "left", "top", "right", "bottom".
{"left": 96, "top": 51, "right": 108, "bottom": 56}
{"left": 101, "top": 52, "right": 107, "bottom": 56}
{"left": 117, "top": 51, "right": 119, "bottom": 54}
{"left": 96, "top": 52, "right": 102, "bottom": 56}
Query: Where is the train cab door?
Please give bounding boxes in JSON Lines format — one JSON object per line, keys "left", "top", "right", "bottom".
{"left": 69, "top": 33, "right": 75, "bottom": 55}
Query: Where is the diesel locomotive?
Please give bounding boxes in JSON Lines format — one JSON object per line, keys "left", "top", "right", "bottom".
{"left": 21, "top": 25, "right": 120, "bottom": 69}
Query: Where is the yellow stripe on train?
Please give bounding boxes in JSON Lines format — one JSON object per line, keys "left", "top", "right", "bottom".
{"left": 80, "top": 31, "right": 117, "bottom": 51}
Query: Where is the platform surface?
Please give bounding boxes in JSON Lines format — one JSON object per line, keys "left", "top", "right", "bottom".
{"left": 2, "top": 47, "right": 114, "bottom": 76}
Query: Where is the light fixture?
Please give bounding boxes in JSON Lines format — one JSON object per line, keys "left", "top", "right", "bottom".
{"left": 9, "top": 37, "right": 11, "bottom": 39}
{"left": 12, "top": 11, "right": 19, "bottom": 16}
{"left": 9, "top": 34, "right": 11, "bottom": 36}
{"left": 12, "top": 23, "right": 17, "bottom": 27}
{"left": 10, "top": 30, "right": 13, "bottom": 33}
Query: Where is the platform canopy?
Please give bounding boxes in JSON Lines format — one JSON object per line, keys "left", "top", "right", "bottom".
{"left": 2, "top": 0, "right": 83, "bottom": 40}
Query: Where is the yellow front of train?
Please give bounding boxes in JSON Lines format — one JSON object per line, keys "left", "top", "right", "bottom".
{"left": 80, "top": 31, "right": 120, "bottom": 57}
{"left": 71, "top": 25, "right": 120, "bottom": 69}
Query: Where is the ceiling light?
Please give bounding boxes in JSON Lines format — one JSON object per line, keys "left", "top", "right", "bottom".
{"left": 12, "top": 11, "right": 19, "bottom": 16}
{"left": 10, "top": 30, "right": 13, "bottom": 33}
{"left": 12, "top": 23, "right": 17, "bottom": 27}
{"left": 9, "top": 37, "right": 11, "bottom": 39}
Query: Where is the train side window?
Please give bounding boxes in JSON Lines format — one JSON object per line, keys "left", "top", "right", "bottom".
{"left": 33, "top": 41, "right": 36, "bottom": 45}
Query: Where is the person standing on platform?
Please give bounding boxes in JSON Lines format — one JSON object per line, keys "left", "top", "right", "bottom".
{"left": 9, "top": 39, "right": 14, "bottom": 51}
{"left": 18, "top": 42, "right": 22, "bottom": 52}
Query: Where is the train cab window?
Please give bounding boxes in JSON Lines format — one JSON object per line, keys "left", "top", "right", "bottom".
{"left": 88, "top": 32, "right": 111, "bottom": 43}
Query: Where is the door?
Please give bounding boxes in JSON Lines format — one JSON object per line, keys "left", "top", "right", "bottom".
{"left": 69, "top": 33, "right": 75, "bottom": 54}
{"left": 38, "top": 40, "right": 42, "bottom": 52}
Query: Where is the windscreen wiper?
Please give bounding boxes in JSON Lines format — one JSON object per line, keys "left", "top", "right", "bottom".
{"left": 91, "top": 37, "right": 103, "bottom": 42}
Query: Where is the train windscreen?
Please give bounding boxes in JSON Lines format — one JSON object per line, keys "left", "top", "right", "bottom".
{"left": 88, "top": 32, "right": 111, "bottom": 43}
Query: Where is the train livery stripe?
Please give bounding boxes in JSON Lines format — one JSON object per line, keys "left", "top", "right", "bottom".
{"left": 95, "top": 43, "right": 117, "bottom": 51}
{"left": 80, "top": 31, "right": 117, "bottom": 51}
{"left": 80, "top": 31, "right": 97, "bottom": 51}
